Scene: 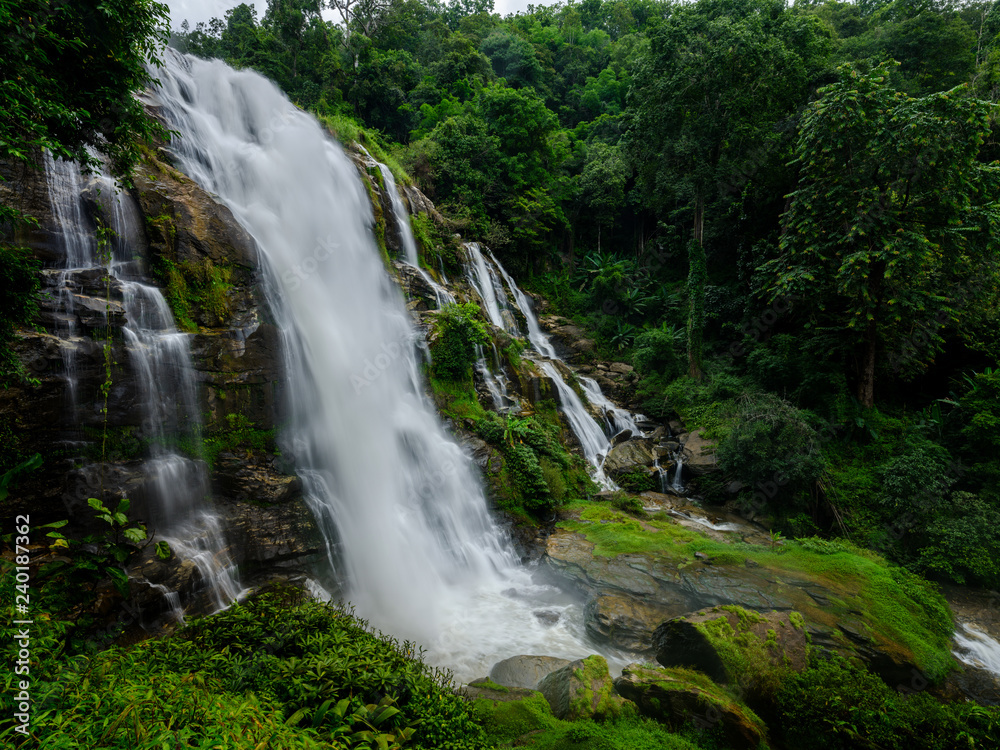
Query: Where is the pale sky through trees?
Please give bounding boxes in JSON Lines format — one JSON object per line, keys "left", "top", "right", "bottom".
{"left": 163, "top": 0, "right": 547, "bottom": 30}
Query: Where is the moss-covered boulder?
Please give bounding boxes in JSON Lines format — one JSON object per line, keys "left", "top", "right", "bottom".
{"left": 614, "top": 664, "right": 767, "bottom": 750}
{"left": 537, "top": 655, "right": 629, "bottom": 721}
{"left": 654, "top": 607, "right": 808, "bottom": 703}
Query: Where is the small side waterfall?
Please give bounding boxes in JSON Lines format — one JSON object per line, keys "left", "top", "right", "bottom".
{"left": 42, "top": 155, "right": 242, "bottom": 616}
{"left": 152, "top": 50, "right": 604, "bottom": 679}
{"left": 462, "top": 242, "right": 638, "bottom": 487}
{"left": 377, "top": 162, "right": 454, "bottom": 307}
{"left": 539, "top": 362, "right": 615, "bottom": 488}
{"left": 579, "top": 375, "right": 641, "bottom": 436}
{"left": 464, "top": 242, "right": 521, "bottom": 336}
{"left": 475, "top": 344, "right": 511, "bottom": 412}
{"left": 954, "top": 623, "right": 1000, "bottom": 678}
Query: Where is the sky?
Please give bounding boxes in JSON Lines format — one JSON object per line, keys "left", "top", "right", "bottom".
{"left": 163, "top": 0, "right": 546, "bottom": 30}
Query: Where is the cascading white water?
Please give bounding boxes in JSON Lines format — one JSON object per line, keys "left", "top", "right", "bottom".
{"left": 464, "top": 242, "right": 521, "bottom": 335}
{"left": 42, "top": 156, "right": 242, "bottom": 615}
{"left": 671, "top": 454, "right": 685, "bottom": 493}
{"left": 579, "top": 376, "right": 641, "bottom": 436}
{"left": 954, "top": 623, "right": 1000, "bottom": 678}
{"left": 377, "top": 162, "right": 454, "bottom": 308}
{"left": 474, "top": 344, "right": 510, "bottom": 412}
{"left": 152, "top": 51, "right": 606, "bottom": 679}
{"left": 462, "top": 242, "right": 632, "bottom": 487}
{"left": 539, "top": 362, "right": 616, "bottom": 489}
{"left": 484, "top": 245, "right": 558, "bottom": 360}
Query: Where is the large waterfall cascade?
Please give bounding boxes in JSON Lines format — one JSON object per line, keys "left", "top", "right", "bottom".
{"left": 151, "top": 50, "right": 619, "bottom": 680}
{"left": 42, "top": 154, "right": 243, "bottom": 616}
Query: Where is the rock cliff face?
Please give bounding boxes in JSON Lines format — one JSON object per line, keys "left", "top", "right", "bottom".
{"left": 0, "top": 143, "right": 319, "bottom": 614}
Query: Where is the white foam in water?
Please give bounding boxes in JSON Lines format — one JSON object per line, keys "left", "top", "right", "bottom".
{"left": 151, "top": 50, "right": 606, "bottom": 680}
{"left": 954, "top": 622, "right": 1000, "bottom": 678}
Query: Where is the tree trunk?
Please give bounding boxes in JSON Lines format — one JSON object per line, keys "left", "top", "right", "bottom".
{"left": 687, "top": 196, "right": 706, "bottom": 380}
{"left": 858, "top": 318, "right": 877, "bottom": 408}
{"left": 857, "top": 260, "right": 885, "bottom": 408}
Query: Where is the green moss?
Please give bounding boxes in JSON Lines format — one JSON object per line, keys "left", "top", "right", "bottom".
{"left": 570, "top": 655, "right": 629, "bottom": 721}
{"left": 428, "top": 373, "right": 488, "bottom": 422}
{"left": 202, "top": 413, "right": 275, "bottom": 471}
{"left": 559, "top": 504, "right": 955, "bottom": 680}
{"left": 361, "top": 167, "right": 392, "bottom": 266}
{"left": 473, "top": 691, "right": 556, "bottom": 745}
{"left": 153, "top": 255, "right": 234, "bottom": 332}
{"left": 474, "top": 693, "right": 707, "bottom": 750}
{"left": 694, "top": 608, "right": 793, "bottom": 700}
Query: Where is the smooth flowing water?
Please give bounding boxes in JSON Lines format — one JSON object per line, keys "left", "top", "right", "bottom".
{"left": 462, "top": 242, "right": 628, "bottom": 487}
{"left": 953, "top": 623, "right": 1000, "bottom": 678}
{"left": 42, "top": 155, "right": 241, "bottom": 616}
{"left": 152, "top": 51, "right": 604, "bottom": 679}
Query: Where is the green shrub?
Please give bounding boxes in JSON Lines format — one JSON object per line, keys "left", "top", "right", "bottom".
{"left": 0, "top": 243, "right": 41, "bottom": 383}
{"left": 777, "top": 655, "right": 1000, "bottom": 750}
{"left": 717, "top": 392, "right": 828, "bottom": 511}
{"left": 610, "top": 490, "right": 647, "bottom": 515}
{"left": 616, "top": 469, "right": 656, "bottom": 494}
{"left": 1, "top": 591, "right": 486, "bottom": 749}
{"left": 430, "top": 303, "right": 489, "bottom": 381}
{"left": 632, "top": 328, "right": 683, "bottom": 379}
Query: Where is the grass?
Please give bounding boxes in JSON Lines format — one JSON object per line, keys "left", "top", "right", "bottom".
{"left": 558, "top": 503, "right": 955, "bottom": 680}
{"left": 318, "top": 113, "right": 412, "bottom": 186}
{"left": 472, "top": 692, "right": 709, "bottom": 750}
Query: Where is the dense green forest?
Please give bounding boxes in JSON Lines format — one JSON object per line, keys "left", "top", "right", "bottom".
{"left": 170, "top": 0, "right": 1000, "bottom": 588}
{"left": 3, "top": 0, "right": 1000, "bottom": 747}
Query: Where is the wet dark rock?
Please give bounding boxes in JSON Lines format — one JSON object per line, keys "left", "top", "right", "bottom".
{"left": 490, "top": 655, "right": 573, "bottom": 690}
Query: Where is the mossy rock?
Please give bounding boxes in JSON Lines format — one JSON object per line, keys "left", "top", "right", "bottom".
{"left": 654, "top": 607, "right": 808, "bottom": 702}
{"left": 536, "top": 655, "right": 630, "bottom": 721}
{"left": 614, "top": 663, "right": 767, "bottom": 750}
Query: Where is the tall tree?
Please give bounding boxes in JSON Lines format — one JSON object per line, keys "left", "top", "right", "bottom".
{"left": 0, "top": 0, "right": 170, "bottom": 193}
{"left": 769, "top": 63, "right": 1000, "bottom": 407}
{"left": 626, "top": 0, "right": 831, "bottom": 378}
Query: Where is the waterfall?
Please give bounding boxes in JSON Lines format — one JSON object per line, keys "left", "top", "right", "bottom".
{"left": 539, "top": 362, "right": 615, "bottom": 488}
{"left": 42, "top": 155, "right": 242, "bottom": 616}
{"left": 475, "top": 344, "right": 510, "bottom": 412}
{"left": 152, "top": 50, "right": 602, "bottom": 679}
{"left": 464, "top": 242, "right": 521, "bottom": 336}
{"left": 954, "top": 623, "right": 1000, "bottom": 679}
{"left": 377, "top": 161, "right": 454, "bottom": 307}
{"left": 462, "top": 242, "right": 632, "bottom": 487}
{"left": 671, "top": 455, "right": 685, "bottom": 493}
{"left": 579, "top": 376, "right": 640, "bottom": 436}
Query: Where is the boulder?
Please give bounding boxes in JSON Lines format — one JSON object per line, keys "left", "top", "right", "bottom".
{"left": 536, "top": 655, "right": 628, "bottom": 720}
{"left": 682, "top": 429, "right": 718, "bottom": 475}
{"left": 654, "top": 608, "right": 809, "bottom": 698}
{"left": 585, "top": 593, "right": 678, "bottom": 653}
{"left": 603, "top": 438, "right": 657, "bottom": 476}
{"left": 615, "top": 664, "right": 767, "bottom": 750}
{"left": 489, "top": 655, "right": 572, "bottom": 690}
